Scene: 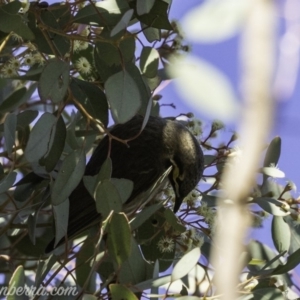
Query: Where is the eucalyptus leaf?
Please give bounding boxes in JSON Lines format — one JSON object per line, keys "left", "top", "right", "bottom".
{"left": 70, "top": 78, "right": 108, "bottom": 126}
{"left": 141, "top": 23, "right": 161, "bottom": 42}
{"left": 137, "top": 209, "right": 175, "bottom": 272}
{"left": 76, "top": 237, "right": 97, "bottom": 292}
{"left": 130, "top": 202, "right": 163, "bottom": 230}
{"left": 263, "top": 137, "right": 281, "bottom": 167}
{"left": 254, "top": 197, "right": 290, "bottom": 217}
{"left": 272, "top": 247, "right": 300, "bottom": 275}
{"left": 171, "top": 247, "right": 201, "bottom": 282}
{"left": 0, "top": 88, "right": 26, "bottom": 113}
{"left": 7, "top": 265, "right": 27, "bottom": 300}
{"left": 137, "top": 0, "right": 155, "bottom": 15}
{"left": 25, "top": 113, "right": 57, "bottom": 163}
{"left": 107, "top": 212, "right": 131, "bottom": 267}
{"left": 109, "top": 284, "right": 138, "bottom": 300}
{"left": 51, "top": 149, "right": 86, "bottom": 205}
{"left": 140, "top": 47, "right": 159, "bottom": 78}
{"left": 105, "top": 69, "right": 141, "bottom": 124}
{"left": 263, "top": 137, "right": 282, "bottom": 183}
{"left": 95, "top": 179, "right": 122, "bottom": 218}
{"left": 74, "top": 0, "right": 130, "bottom": 26}
{"left": 111, "top": 9, "right": 134, "bottom": 37}
{"left": 0, "top": 110, "right": 38, "bottom": 132}
{"left": 136, "top": 0, "right": 172, "bottom": 30}
{"left": 35, "top": 255, "right": 58, "bottom": 288}
{"left": 271, "top": 216, "right": 291, "bottom": 253}
{"left": 53, "top": 199, "right": 69, "bottom": 248}
{"left": 252, "top": 288, "right": 283, "bottom": 300}
{"left": 39, "top": 115, "right": 66, "bottom": 172}
{"left": 38, "top": 59, "right": 70, "bottom": 103}
{"left": 111, "top": 178, "right": 133, "bottom": 204}
{"left": 4, "top": 113, "right": 16, "bottom": 155}
{"left": 0, "top": 2, "right": 34, "bottom": 40}
{"left": 119, "top": 237, "right": 148, "bottom": 284}
{"left": 0, "top": 172, "right": 17, "bottom": 194}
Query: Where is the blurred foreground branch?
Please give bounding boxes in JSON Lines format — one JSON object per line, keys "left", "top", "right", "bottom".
{"left": 212, "top": 0, "right": 277, "bottom": 298}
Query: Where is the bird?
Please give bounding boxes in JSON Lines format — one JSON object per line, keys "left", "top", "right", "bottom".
{"left": 45, "top": 115, "right": 204, "bottom": 253}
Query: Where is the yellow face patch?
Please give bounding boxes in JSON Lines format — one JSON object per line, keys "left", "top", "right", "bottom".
{"left": 170, "top": 158, "right": 181, "bottom": 197}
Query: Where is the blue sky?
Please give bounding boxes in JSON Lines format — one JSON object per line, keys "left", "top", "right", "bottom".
{"left": 160, "top": 1, "right": 300, "bottom": 260}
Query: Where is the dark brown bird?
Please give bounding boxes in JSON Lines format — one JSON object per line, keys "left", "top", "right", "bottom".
{"left": 45, "top": 115, "right": 204, "bottom": 252}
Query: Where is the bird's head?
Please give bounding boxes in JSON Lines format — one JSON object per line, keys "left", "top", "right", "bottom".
{"left": 163, "top": 120, "right": 204, "bottom": 213}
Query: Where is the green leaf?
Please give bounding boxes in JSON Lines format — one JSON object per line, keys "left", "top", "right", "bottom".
{"left": 137, "top": 209, "right": 175, "bottom": 272}
{"left": 141, "top": 23, "right": 161, "bottom": 42}
{"left": 264, "top": 137, "right": 281, "bottom": 167}
{"left": 130, "top": 202, "right": 163, "bottom": 230}
{"left": 0, "top": 84, "right": 36, "bottom": 113}
{"left": 53, "top": 199, "right": 69, "bottom": 248}
{"left": 83, "top": 158, "right": 113, "bottom": 197}
{"left": 4, "top": 113, "right": 16, "bottom": 155}
{"left": 0, "top": 2, "right": 34, "bottom": 40}
{"left": 51, "top": 149, "right": 86, "bottom": 205}
{"left": 0, "top": 88, "right": 26, "bottom": 113}
{"left": 137, "top": 0, "right": 155, "bottom": 15}
{"left": 171, "top": 247, "right": 201, "bottom": 282}
{"left": 76, "top": 237, "right": 97, "bottom": 292}
{"left": 98, "top": 158, "right": 112, "bottom": 181}
{"left": 24, "top": 113, "right": 57, "bottom": 163}
{"left": 70, "top": 78, "right": 108, "bottom": 126}
{"left": 247, "top": 240, "right": 282, "bottom": 273}
{"left": 16, "top": 110, "right": 39, "bottom": 129}
{"left": 254, "top": 197, "right": 290, "bottom": 217}
{"left": 12, "top": 67, "right": 43, "bottom": 81}
{"left": 164, "top": 209, "right": 186, "bottom": 233}
{"left": 140, "top": 47, "right": 159, "bottom": 78}
{"left": 263, "top": 137, "right": 281, "bottom": 183}
{"left": 119, "top": 237, "right": 148, "bottom": 284}
{"left": 135, "top": 275, "right": 171, "bottom": 291}
{"left": 105, "top": 69, "right": 141, "bottom": 124}
{"left": 252, "top": 288, "right": 283, "bottom": 300}
{"left": 136, "top": 0, "right": 172, "bottom": 30}
{"left": 111, "top": 9, "right": 134, "bottom": 37}
{"left": 94, "top": 36, "right": 135, "bottom": 68}
{"left": 127, "top": 63, "right": 151, "bottom": 117}
{"left": 39, "top": 115, "right": 66, "bottom": 172}
{"left": 272, "top": 247, "right": 300, "bottom": 275}
{"left": 27, "top": 201, "right": 45, "bottom": 245}
{"left": 38, "top": 59, "right": 70, "bottom": 103}
{"left": 107, "top": 212, "right": 131, "bottom": 267}
{"left": 7, "top": 265, "right": 27, "bottom": 300}
{"left": 35, "top": 255, "right": 58, "bottom": 287}
{"left": 271, "top": 216, "right": 291, "bottom": 253}
{"left": 111, "top": 178, "right": 133, "bottom": 204}
{"left": 0, "top": 172, "right": 17, "bottom": 194}
{"left": 109, "top": 284, "right": 138, "bottom": 300}
{"left": 74, "top": 0, "right": 130, "bottom": 26}
{"left": 0, "top": 110, "right": 38, "bottom": 132}
{"left": 260, "top": 179, "right": 284, "bottom": 199}
{"left": 95, "top": 179, "right": 122, "bottom": 218}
